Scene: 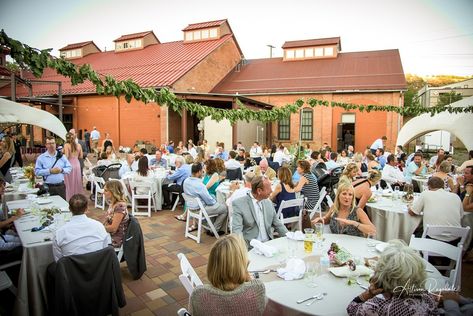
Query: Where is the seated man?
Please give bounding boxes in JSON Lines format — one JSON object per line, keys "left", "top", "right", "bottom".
{"left": 382, "top": 154, "right": 406, "bottom": 187}
{"left": 183, "top": 163, "right": 228, "bottom": 234}
{"left": 408, "top": 176, "right": 463, "bottom": 242}
{"left": 235, "top": 149, "right": 246, "bottom": 162}
{"left": 253, "top": 159, "right": 276, "bottom": 181}
{"left": 119, "top": 154, "right": 135, "bottom": 178}
{"left": 375, "top": 148, "right": 387, "bottom": 169}
{"left": 226, "top": 172, "right": 255, "bottom": 220}
{"left": 149, "top": 149, "right": 167, "bottom": 169}
{"left": 224, "top": 151, "right": 241, "bottom": 170}
{"left": 232, "top": 176, "right": 288, "bottom": 247}
{"left": 161, "top": 156, "right": 191, "bottom": 209}
{"left": 404, "top": 152, "right": 427, "bottom": 184}
{"left": 325, "top": 152, "right": 340, "bottom": 170}
{"left": 52, "top": 194, "right": 111, "bottom": 262}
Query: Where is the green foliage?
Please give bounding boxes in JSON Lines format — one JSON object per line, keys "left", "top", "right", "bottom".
{"left": 5, "top": 61, "right": 21, "bottom": 73}
{"left": 437, "top": 91, "right": 463, "bottom": 106}
{"left": 1, "top": 30, "right": 473, "bottom": 120}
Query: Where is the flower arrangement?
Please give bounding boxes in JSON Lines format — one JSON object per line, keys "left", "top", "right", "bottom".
{"left": 37, "top": 207, "right": 62, "bottom": 226}
{"left": 23, "top": 164, "right": 35, "bottom": 187}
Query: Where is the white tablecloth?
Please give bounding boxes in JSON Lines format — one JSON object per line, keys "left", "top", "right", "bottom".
{"left": 9, "top": 195, "right": 70, "bottom": 316}
{"left": 248, "top": 235, "right": 445, "bottom": 316}
{"left": 122, "top": 170, "right": 168, "bottom": 210}
{"left": 365, "top": 195, "right": 422, "bottom": 243}
{"left": 412, "top": 175, "right": 429, "bottom": 191}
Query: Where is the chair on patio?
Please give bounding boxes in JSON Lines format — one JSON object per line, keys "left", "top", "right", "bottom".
{"left": 409, "top": 235, "right": 463, "bottom": 290}
{"left": 308, "top": 186, "right": 327, "bottom": 221}
{"left": 0, "top": 260, "right": 21, "bottom": 295}
{"left": 129, "top": 180, "right": 155, "bottom": 217}
{"left": 177, "top": 253, "right": 203, "bottom": 296}
{"left": 276, "top": 198, "right": 305, "bottom": 230}
{"left": 182, "top": 193, "right": 220, "bottom": 243}
{"left": 93, "top": 177, "right": 106, "bottom": 210}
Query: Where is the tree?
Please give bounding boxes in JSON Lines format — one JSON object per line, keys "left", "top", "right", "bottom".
{"left": 437, "top": 91, "right": 463, "bottom": 106}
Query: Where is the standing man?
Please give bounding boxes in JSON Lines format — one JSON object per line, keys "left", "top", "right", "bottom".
{"left": 90, "top": 126, "right": 101, "bottom": 157}
{"left": 232, "top": 176, "right": 288, "bottom": 246}
{"left": 84, "top": 129, "right": 91, "bottom": 153}
{"left": 11, "top": 132, "right": 23, "bottom": 167}
{"left": 370, "top": 136, "right": 387, "bottom": 155}
{"left": 344, "top": 130, "right": 353, "bottom": 150}
{"left": 35, "top": 136, "right": 72, "bottom": 200}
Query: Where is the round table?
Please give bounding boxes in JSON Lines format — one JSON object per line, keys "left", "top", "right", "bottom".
{"left": 122, "top": 169, "right": 168, "bottom": 210}
{"left": 412, "top": 175, "right": 429, "bottom": 191}
{"left": 248, "top": 234, "right": 444, "bottom": 316}
{"left": 365, "top": 194, "right": 422, "bottom": 243}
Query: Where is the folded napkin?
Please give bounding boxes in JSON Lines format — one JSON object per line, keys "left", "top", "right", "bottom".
{"left": 277, "top": 258, "right": 306, "bottom": 281}
{"left": 328, "top": 265, "right": 373, "bottom": 277}
{"left": 286, "top": 231, "right": 305, "bottom": 241}
{"left": 250, "top": 239, "right": 278, "bottom": 257}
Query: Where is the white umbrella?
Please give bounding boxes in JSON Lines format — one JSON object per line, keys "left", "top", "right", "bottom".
{"left": 0, "top": 98, "right": 67, "bottom": 140}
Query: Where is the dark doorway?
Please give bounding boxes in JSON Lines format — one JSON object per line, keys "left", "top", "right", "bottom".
{"left": 337, "top": 123, "right": 355, "bottom": 151}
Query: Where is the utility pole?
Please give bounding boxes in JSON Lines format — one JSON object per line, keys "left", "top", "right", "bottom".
{"left": 267, "top": 44, "right": 275, "bottom": 58}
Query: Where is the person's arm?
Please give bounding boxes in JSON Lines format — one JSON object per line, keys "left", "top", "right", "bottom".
{"left": 77, "top": 144, "right": 83, "bottom": 159}
{"left": 205, "top": 173, "right": 220, "bottom": 189}
{"left": 60, "top": 155, "right": 72, "bottom": 174}
{"left": 0, "top": 209, "right": 24, "bottom": 229}
{"left": 104, "top": 209, "right": 125, "bottom": 234}
{"left": 355, "top": 208, "right": 376, "bottom": 235}
{"left": 312, "top": 207, "right": 334, "bottom": 224}
{"left": 463, "top": 185, "right": 473, "bottom": 212}
{"left": 293, "top": 175, "right": 308, "bottom": 193}
{"left": 0, "top": 151, "right": 12, "bottom": 168}
{"left": 52, "top": 234, "right": 62, "bottom": 262}
{"left": 356, "top": 185, "right": 372, "bottom": 209}
{"left": 414, "top": 163, "right": 426, "bottom": 175}
{"left": 269, "top": 183, "right": 282, "bottom": 202}
{"left": 409, "top": 193, "right": 424, "bottom": 216}
{"left": 231, "top": 200, "right": 244, "bottom": 234}
{"left": 63, "top": 144, "right": 71, "bottom": 159}
{"left": 35, "top": 155, "right": 51, "bottom": 177}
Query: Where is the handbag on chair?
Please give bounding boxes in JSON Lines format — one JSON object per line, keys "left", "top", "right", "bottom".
{"left": 301, "top": 209, "right": 313, "bottom": 231}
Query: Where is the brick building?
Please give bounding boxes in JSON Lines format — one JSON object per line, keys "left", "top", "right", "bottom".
{"left": 2, "top": 19, "right": 406, "bottom": 152}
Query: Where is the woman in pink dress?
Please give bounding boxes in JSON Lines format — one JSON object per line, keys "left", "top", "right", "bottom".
{"left": 63, "top": 132, "right": 83, "bottom": 201}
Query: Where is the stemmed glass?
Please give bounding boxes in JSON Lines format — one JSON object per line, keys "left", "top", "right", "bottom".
{"left": 314, "top": 223, "right": 324, "bottom": 249}
{"left": 305, "top": 261, "right": 320, "bottom": 288}
{"left": 366, "top": 233, "right": 377, "bottom": 252}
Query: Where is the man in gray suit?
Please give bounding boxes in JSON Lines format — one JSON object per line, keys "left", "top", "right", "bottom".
{"left": 232, "top": 176, "right": 288, "bottom": 246}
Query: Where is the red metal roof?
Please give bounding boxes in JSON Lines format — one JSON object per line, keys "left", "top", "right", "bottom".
{"left": 212, "top": 49, "right": 407, "bottom": 94}
{"left": 10, "top": 34, "right": 235, "bottom": 96}
{"left": 59, "top": 41, "right": 99, "bottom": 51}
{"left": 113, "top": 31, "right": 156, "bottom": 42}
{"left": 182, "top": 19, "right": 227, "bottom": 31}
{"left": 282, "top": 37, "right": 341, "bottom": 49}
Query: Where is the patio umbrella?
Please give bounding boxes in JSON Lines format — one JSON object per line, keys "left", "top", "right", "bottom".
{"left": 0, "top": 98, "right": 67, "bottom": 140}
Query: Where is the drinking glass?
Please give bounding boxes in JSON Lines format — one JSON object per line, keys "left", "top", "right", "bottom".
{"left": 305, "top": 261, "right": 320, "bottom": 288}
{"left": 314, "top": 223, "right": 324, "bottom": 248}
{"left": 394, "top": 186, "right": 400, "bottom": 200}
{"left": 366, "top": 233, "right": 377, "bottom": 252}
{"left": 287, "top": 238, "right": 298, "bottom": 258}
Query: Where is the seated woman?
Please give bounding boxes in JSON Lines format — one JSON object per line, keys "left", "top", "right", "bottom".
{"left": 347, "top": 240, "right": 439, "bottom": 315}
{"left": 270, "top": 167, "right": 297, "bottom": 218}
{"left": 214, "top": 158, "right": 227, "bottom": 182}
{"left": 132, "top": 156, "right": 154, "bottom": 195}
{"left": 293, "top": 160, "right": 320, "bottom": 210}
{"left": 352, "top": 170, "right": 382, "bottom": 210}
{"left": 243, "top": 152, "right": 256, "bottom": 170}
{"left": 366, "top": 153, "right": 380, "bottom": 171}
{"left": 313, "top": 182, "right": 375, "bottom": 237}
{"left": 431, "top": 160, "right": 455, "bottom": 192}
{"left": 339, "top": 163, "right": 359, "bottom": 185}
{"left": 202, "top": 159, "right": 221, "bottom": 198}
{"left": 353, "top": 152, "right": 367, "bottom": 173}
{"left": 103, "top": 180, "right": 129, "bottom": 248}
{"left": 105, "top": 145, "right": 116, "bottom": 160}
{"left": 337, "top": 149, "right": 350, "bottom": 166}
{"left": 189, "top": 234, "right": 266, "bottom": 316}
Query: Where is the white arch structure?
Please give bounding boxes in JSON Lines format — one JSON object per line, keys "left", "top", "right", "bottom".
{"left": 0, "top": 98, "right": 67, "bottom": 140}
{"left": 396, "top": 96, "right": 473, "bottom": 150}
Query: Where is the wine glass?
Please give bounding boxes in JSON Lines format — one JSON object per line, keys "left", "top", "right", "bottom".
{"left": 367, "top": 233, "right": 377, "bottom": 252}
{"left": 314, "top": 223, "right": 324, "bottom": 248}
{"left": 305, "top": 261, "right": 320, "bottom": 288}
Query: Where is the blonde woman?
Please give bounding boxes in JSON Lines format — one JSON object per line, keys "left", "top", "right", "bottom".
{"left": 0, "top": 136, "right": 15, "bottom": 179}
{"left": 103, "top": 180, "right": 129, "bottom": 248}
{"left": 189, "top": 234, "right": 266, "bottom": 316}
{"left": 366, "top": 153, "right": 380, "bottom": 171}
{"left": 352, "top": 152, "right": 366, "bottom": 174}
{"left": 339, "top": 163, "right": 359, "bottom": 185}
{"left": 312, "top": 182, "right": 376, "bottom": 237}
{"left": 352, "top": 170, "right": 382, "bottom": 209}
{"left": 347, "top": 240, "right": 438, "bottom": 315}
{"left": 63, "top": 132, "right": 84, "bottom": 200}
{"left": 431, "top": 160, "right": 454, "bottom": 192}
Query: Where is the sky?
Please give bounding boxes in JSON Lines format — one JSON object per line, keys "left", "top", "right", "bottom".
{"left": 1, "top": 0, "right": 473, "bottom": 76}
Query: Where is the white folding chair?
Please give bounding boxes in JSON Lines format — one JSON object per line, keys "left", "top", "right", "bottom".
{"left": 308, "top": 186, "right": 327, "bottom": 221}
{"left": 93, "top": 177, "right": 106, "bottom": 210}
{"left": 421, "top": 225, "right": 470, "bottom": 272}
{"left": 115, "top": 245, "right": 124, "bottom": 262}
{"left": 177, "top": 253, "right": 203, "bottom": 295}
{"left": 409, "top": 235, "right": 463, "bottom": 290}
{"left": 182, "top": 193, "right": 220, "bottom": 243}
{"left": 277, "top": 198, "right": 305, "bottom": 230}
{"left": 119, "top": 179, "right": 133, "bottom": 207}
{"left": 171, "top": 191, "right": 181, "bottom": 211}
{"left": 0, "top": 261, "right": 21, "bottom": 296}
{"left": 325, "top": 194, "right": 334, "bottom": 208}
{"left": 129, "top": 180, "right": 155, "bottom": 217}
{"left": 177, "top": 308, "right": 191, "bottom": 316}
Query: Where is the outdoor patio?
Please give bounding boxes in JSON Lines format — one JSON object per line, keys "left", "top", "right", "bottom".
{"left": 86, "top": 201, "right": 473, "bottom": 316}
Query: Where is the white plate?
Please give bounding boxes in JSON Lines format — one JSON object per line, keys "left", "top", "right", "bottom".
{"left": 36, "top": 199, "right": 52, "bottom": 205}
{"left": 375, "top": 243, "right": 388, "bottom": 253}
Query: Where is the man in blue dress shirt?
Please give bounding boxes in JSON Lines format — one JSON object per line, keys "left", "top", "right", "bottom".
{"left": 161, "top": 156, "right": 191, "bottom": 209}
{"left": 35, "top": 136, "right": 72, "bottom": 200}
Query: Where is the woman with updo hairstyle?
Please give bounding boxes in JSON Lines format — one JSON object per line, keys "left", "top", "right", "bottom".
{"left": 339, "top": 162, "right": 360, "bottom": 185}
{"left": 347, "top": 240, "right": 438, "bottom": 315}
{"left": 431, "top": 160, "right": 455, "bottom": 192}
{"left": 351, "top": 170, "right": 382, "bottom": 209}
{"left": 189, "top": 234, "right": 266, "bottom": 316}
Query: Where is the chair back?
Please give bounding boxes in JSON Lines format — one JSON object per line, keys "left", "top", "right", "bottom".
{"left": 325, "top": 194, "right": 334, "bottom": 207}
{"left": 177, "top": 253, "right": 203, "bottom": 295}
{"left": 226, "top": 168, "right": 242, "bottom": 181}
{"left": 308, "top": 186, "right": 327, "bottom": 221}
{"left": 129, "top": 180, "right": 153, "bottom": 196}
{"left": 101, "top": 163, "right": 122, "bottom": 181}
{"left": 409, "top": 236, "right": 463, "bottom": 289}
{"left": 276, "top": 197, "right": 305, "bottom": 225}
{"left": 422, "top": 225, "right": 470, "bottom": 246}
